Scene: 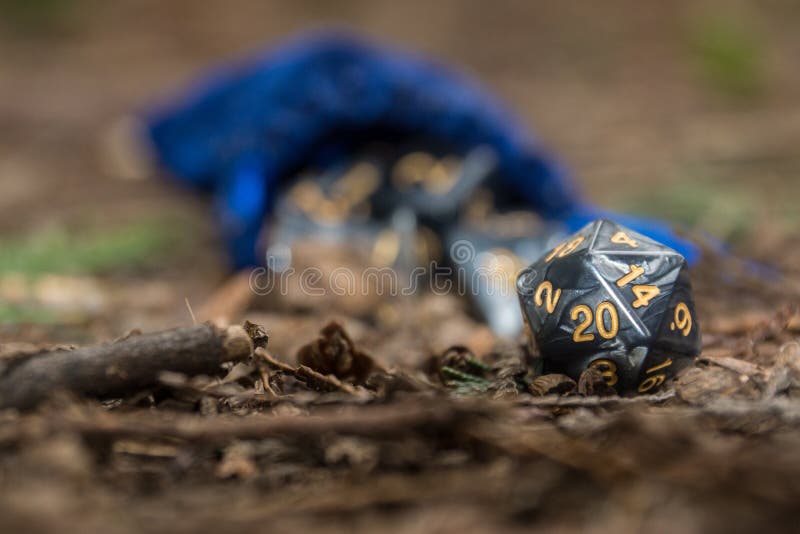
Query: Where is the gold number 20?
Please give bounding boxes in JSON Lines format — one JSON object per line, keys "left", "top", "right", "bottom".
{"left": 571, "top": 301, "right": 620, "bottom": 342}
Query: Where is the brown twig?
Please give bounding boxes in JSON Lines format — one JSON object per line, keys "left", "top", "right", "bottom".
{"left": 255, "top": 347, "right": 365, "bottom": 395}
{"left": 255, "top": 347, "right": 295, "bottom": 373}
{"left": 0, "top": 324, "right": 254, "bottom": 411}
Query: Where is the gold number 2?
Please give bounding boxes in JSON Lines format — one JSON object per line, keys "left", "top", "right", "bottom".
{"left": 534, "top": 281, "right": 562, "bottom": 314}
{"left": 571, "top": 301, "right": 620, "bottom": 342}
{"left": 571, "top": 305, "right": 594, "bottom": 342}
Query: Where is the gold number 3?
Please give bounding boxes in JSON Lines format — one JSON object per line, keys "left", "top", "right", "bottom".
{"left": 589, "top": 359, "right": 619, "bottom": 386}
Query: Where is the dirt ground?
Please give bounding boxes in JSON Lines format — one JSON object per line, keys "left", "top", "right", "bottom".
{"left": 1, "top": 1, "right": 800, "bottom": 532}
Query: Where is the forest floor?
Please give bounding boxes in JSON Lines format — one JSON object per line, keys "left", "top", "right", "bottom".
{"left": 1, "top": 1, "right": 799, "bottom": 532}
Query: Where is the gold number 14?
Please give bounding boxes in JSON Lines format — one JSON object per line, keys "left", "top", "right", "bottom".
{"left": 616, "top": 264, "right": 660, "bottom": 309}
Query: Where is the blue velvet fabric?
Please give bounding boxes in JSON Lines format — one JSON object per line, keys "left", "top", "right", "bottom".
{"left": 146, "top": 31, "right": 699, "bottom": 267}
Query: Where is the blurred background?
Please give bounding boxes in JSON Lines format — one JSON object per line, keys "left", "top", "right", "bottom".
{"left": 0, "top": 0, "right": 798, "bottom": 339}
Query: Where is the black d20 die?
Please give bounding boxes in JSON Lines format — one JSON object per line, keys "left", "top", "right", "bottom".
{"left": 516, "top": 219, "right": 701, "bottom": 394}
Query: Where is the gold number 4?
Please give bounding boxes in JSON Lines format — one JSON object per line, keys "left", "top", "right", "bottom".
{"left": 631, "top": 285, "right": 660, "bottom": 308}
{"left": 571, "top": 301, "right": 620, "bottom": 342}
{"left": 610, "top": 231, "right": 638, "bottom": 248}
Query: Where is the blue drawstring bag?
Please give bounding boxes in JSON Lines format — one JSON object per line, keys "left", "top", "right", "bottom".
{"left": 146, "top": 31, "right": 699, "bottom": 268}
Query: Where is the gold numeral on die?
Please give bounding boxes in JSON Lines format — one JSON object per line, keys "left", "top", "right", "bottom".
{"left": 638, "top": 358, "right": 673, "bottom": 393}
{"left": 570, "top": 302, "right": 620, "bottom": 342}
{"left": 610, "top": 231, "right": 638, "bottom": 248}
{"left": 544, "top": 236, "right": 586, "bottom": 262}
{"left": 534, "top": 281, "right": 562, "bottom": 314}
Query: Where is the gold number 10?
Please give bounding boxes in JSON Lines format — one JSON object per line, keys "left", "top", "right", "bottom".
{"left": 544, "top": 236, "right": 585, "bottom": 262}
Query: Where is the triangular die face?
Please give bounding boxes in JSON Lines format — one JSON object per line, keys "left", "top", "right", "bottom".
{"left": 518, "top": 254, "right": 588, "bottom": 352}
{"left": 523, "top": 253, "right": 652, "bottom": 358}
{"left": 589, "top": 219, "right": 681, "bottom": 256}
{"left": 590, "top": 252, "right": 685, "bottom": 335}
{"left": 534, "top": 223, "right": 596, "bottom": 268}
{"left": 631, "top": 348, "right": 695, "bottom": 394}
{"left": 651, "top": 265, "right": 702, "bottom": 357}
{"left": 535, "top": 253, "right": 597, "bottom": 292}
{"left": 591, "top": 252, "right": 684, "bottom": 289}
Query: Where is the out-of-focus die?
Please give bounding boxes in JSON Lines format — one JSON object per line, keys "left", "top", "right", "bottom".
{"left": 516, "top": 219, "right": 701, "bottom": 394}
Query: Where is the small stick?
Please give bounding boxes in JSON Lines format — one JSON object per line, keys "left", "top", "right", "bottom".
{"left": 255, "top": 347, "right": 362, "bottom": 395}
{"left": 185, "top": 297, "right": 198, "bottom": 324}
{"left": 255, "top": 347, "right": 295, "bottom": 373}
{"left": 0, "top": 324, "right": 254, "bottom": 411}
{"left": 295, "top": 365, "right": 360, "bottom": 394}
{"left": 255, "top": 347, "right": 364, "bottom": 395}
